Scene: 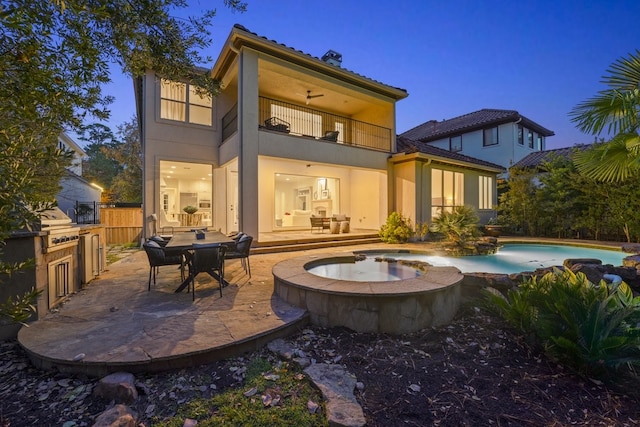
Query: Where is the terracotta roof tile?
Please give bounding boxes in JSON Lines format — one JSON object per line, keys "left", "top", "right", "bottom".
{"left": 233, "top": 24, "right": 407, "bottom": 94}
{"left": 511, "top": 144, "right": 591, "bottom": 169}
{"left": 396, "top": 136, "right": 506, "bottom": 171}
{"left": 401, "top": 109, "right": 554, "bottom": 141}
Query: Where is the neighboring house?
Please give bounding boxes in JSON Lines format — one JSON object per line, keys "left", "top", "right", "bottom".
{"left": 392, "top": 136, "right": 505, "bottom": 224}
{"left": 510, "top": 144, "right": 591, "bottom": 185}
{"left": 56, "top": 132, "right": 102, "bottom": 223}
{"left": 137, "top": 24, "right": 409, "bottom": 239}
{"left": 511, "top": 144, "right": 590, "bottom": 171}
{"left": 401, "top": 109, "right": 555, "bottom": 169}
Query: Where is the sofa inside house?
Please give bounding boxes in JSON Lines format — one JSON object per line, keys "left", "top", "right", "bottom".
{"left": 281, "top": 209, "right": 312, "bottom": 227}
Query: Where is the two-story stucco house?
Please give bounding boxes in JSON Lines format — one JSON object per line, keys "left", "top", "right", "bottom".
{"left": 137, "top": 24, "right": 410, "bottom": 238}
{"left": 136, "top": 25, "right": 507, "bottom": 240}
{"left": 401, "top": 109, "right": 555, "bottom": 169}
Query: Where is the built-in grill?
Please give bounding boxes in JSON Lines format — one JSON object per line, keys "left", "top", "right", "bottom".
{"left": 39, "top": 207, "right": 80, "bottom": 253}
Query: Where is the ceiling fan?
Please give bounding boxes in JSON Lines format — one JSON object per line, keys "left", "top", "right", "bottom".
{"left": 306, "top": 90, "right": 324, "bottom": 105}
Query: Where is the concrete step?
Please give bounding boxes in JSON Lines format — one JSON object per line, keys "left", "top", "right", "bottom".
{"left": 252, "top": 235, "right": 381, "bottom": 255}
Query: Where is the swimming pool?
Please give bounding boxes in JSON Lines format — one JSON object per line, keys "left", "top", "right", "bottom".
{"left": 307, "top": 244, "right": 625, "bottom": 279}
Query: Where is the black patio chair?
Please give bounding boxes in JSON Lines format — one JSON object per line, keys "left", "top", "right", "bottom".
{"left": 224, "top": 234, "right": 253, "bottom": 278}
{"left": 142, "top": 240, "right": 184, "bottom": 291}
{"left": 321, "top": 130, "right": 339, "bottom": 142}
{"left": 186, "top": 243, "right": 226, "bottom": 301}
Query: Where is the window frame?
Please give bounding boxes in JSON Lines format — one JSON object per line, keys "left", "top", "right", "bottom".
{"left": 449, "top": 135, "right": 462, "bottom": 152}
{"left": 431, "top": 168, "right": 464, "bottom": 218}
{"left": 483, "top": 127, "right": 499, "bottom": 147}
{"left": 517, "top": 125, "right": 524, "bottom": 145}
{"left": 527, "top": 129, "right": 534, "bottom": 148}
{"left": 478, "top": 175, "right": 493, "bottom": 210}
{"left": 159, "top": 77, "right": 213, "bottom": 127}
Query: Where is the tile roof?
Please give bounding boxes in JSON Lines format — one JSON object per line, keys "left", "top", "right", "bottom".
{"left": 396, "top": 136, "right": 506, "bottom": 172}
{"left": 511, "top": 144, "right": 592, "bottom": 169}
{"left": 401, "top": 109, "right": 554, "bottom": 141}
{"left": 232, "top": 24, "right": 408, "bottom": 95}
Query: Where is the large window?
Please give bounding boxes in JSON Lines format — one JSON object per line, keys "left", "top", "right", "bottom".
{"left": 483, "top": 127, "right": 498, "bottom": 146}
{"left": 158, "top": 160, "right": 212, "bottom": 229}
{"left": 431, "top": 169, "right": 464, "bottom": 218}
{"left": 478, "top": 176, "right": 493, "bottom": 210}
{"left": 536, "top": 134, "right": 543, "bottom": 150}
{"left": 527, "top": 129, "right": 534, "bottom": 148}
{"left": 160, "top": 78, "right": 212, "bottom": 126}
{"left": 450, "top": 135, "right": 462, "bottom": 152}
{"left": 274, "top": 174, "right": 340, "bottom": 227}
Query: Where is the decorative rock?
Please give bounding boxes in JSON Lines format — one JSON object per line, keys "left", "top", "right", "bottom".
{"left": 93, "top": 372, "right": 139, "bottom": 404}
{"left": 91, "top": 404, "right": 137, "bottom": 427}
{"left": 304, "top": 363, "right": 365, "bottom": 427}
{"left": 623, "top": 254, "right": 640, "bottom": 269}
{"left": 622, "top": 243, "right": 640, "bottom": 254}
{"left": 563, "top": 258, "right": 602, "bottom": 268}
{"left": 267, "top": 338, "right": 295, "bottom": 360}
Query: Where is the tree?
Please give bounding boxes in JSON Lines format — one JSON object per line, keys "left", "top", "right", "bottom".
{"left": 569, "top": 50, "right": 640, "bottom": 182}
{"left": 0, "top": 0, "right": 246, "bottom": 323}
{"left": 109, "top": 117, "right": 143, "bottom": 203}
{"left": 497, "top": 167, "right": 539, "bottom": 235}
{"left": 536, "top": 156, "right": 582, "bottom": 238}
{"left": 80, "top": 123, "right": 122, "bottom": 196}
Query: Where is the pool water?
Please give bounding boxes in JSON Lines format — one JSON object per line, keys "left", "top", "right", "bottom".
{"left": 307, "top": 244, "right": 626, "bottom": 280}
{"left": 308, "top": 259, "right": 421, "bottom": 282}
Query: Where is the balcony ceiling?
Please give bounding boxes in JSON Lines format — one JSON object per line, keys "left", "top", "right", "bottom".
{"left": 219, "top": 59, "right": 389, "bottom": 116}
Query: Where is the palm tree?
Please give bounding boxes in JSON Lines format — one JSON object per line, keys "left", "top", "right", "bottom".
{"left": 569, "top": 50, "right": 640, "bottom": 182}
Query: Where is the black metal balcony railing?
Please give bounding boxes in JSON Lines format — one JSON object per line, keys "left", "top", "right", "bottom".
{"left": 221, "top": 102, "right": 238, "bottom": 141}
{"left": 259, "top": 97, "right": 392, "bottom": 152}
{"left": 220, "top": 97, "right": 393, "bottom": 152}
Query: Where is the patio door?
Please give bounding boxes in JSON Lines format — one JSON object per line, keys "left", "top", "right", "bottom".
{"left": 227, "top": 170, "right": 238, "bottom": 232}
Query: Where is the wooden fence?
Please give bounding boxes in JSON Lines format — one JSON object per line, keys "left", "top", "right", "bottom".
{"left": 100, "top": 207, "right": 143, "bottom": 245}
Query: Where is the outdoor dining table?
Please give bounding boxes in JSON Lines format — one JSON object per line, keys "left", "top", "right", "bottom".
{"left": 165, "top": 231, "right": 235, "bottom": 293}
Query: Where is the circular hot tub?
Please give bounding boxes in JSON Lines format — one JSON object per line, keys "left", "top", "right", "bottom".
{"left": 272, "top": 253, "right": 463, "bottom": 334}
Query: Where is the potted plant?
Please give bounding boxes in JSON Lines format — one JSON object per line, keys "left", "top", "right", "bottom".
{"left": 183, "top": 205, "right": 198, "bottom": 215}
{"left": 484, "top": 217, "right": 502, "bottom": 237}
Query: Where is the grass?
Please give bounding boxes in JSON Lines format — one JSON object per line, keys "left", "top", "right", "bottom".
{"left": 152, "top": 358, "right": 328, "bottom": 427}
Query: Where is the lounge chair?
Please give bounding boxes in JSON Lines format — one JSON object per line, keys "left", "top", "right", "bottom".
{"left": 321, "top": 130, "right": 339, "bottom": 142}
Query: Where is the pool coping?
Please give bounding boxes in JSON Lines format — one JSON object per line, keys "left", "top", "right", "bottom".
{"left": 272, "top": 253, "right": 463, "bottom": 297}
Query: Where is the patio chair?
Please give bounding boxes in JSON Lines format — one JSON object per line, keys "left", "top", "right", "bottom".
{"left": 186, "top": 243, "right": 226, "bottom": 301}
{"left": 143, "top": 240, "right": 184, "bottom": 291}
{"left": 224, "top": 234, "right": 253, "bottom": 278}
{"left": 263, "top": 117, "right": 290, "bottom": 133}
{"left": 321, "top": 130, "right": 339, "bottom": 142}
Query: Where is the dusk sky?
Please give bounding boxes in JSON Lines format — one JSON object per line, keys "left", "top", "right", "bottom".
{"left": 98, "top": 0, "right": 640, "bottom": 149}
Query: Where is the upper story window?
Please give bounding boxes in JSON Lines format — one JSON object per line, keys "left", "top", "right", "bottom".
{"left": 517, "top": 125, "right": 524, "bottom": 145}
{"left": 160, "top": 78, "right": 212, "bottom": 126}
{"left": 527, "top": 129, "right": 534, "bottom": 148}
{"left": 536, "top": 134, "right": 543, "bottom": 150}
{"left": 483, "top": 127, "right": 498, "bottom": 147}
{"left": 449, "top": 135, "right": 462, "bottom": 152}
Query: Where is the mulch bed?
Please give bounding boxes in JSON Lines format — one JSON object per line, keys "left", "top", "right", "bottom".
{"left": 1, "top": 306, "right": 639, "bottom": 426}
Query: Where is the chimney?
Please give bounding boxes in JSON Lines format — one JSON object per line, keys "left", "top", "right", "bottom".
{"left": 321, "top": 50, "right": 342, "bottom": 67}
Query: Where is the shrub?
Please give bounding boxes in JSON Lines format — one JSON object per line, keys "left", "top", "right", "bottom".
{"left": 431, "top": 205, "right": 480, "bottom": 247}
{"left": 484, "top": 269, "right": 640, "bottom": 376}
{"left": 379, "top": 212, "right": 412, "bottom": 243}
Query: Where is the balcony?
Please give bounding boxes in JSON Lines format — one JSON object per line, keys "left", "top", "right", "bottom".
{"left": 220, "top": 97, "right": 393, "bottom": 152}
{"left": 258, "top": 97, "right": 392, "bottom": 152}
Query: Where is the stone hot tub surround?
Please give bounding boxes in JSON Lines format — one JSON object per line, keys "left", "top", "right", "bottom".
{"left": 272, "top": 253, "right": 463, "bottom": 335}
